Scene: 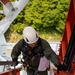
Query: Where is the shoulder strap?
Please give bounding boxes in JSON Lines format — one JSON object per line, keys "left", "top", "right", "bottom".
{"left": 38, "top": 38, "right": 44, "bottom": 57}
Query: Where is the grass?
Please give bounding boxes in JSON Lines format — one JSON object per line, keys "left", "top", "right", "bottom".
{"left": 38, "top": 29, "right": 62, "bottom": 42}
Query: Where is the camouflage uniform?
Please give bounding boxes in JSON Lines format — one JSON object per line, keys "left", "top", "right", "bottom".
{"left": 11, "top": 38, "right": 60, "bottom": 75}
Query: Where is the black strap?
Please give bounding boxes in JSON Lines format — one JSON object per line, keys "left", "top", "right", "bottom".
{"left": 37, "top": 38, "right": 44, "bottom": 57}
{"left": 22, "top": 39, "right": 28, "bottom": 58}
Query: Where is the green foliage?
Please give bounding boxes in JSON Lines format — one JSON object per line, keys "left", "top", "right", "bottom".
{"left": 10, "top": 0, "right": 15, "bottom": 2}
{"left": 0, "top": 14, "right": 5, "bottom": 20}
{"left": 3, "top": 0, "right": 69, "bottom": 42}
{"left": 0, "top": 0, "right": 69, "bottom": 34}
{"left": 13, "top": 23, "right": 26, "bottom": 34}
{"left": 13, "top": 11, "right": 24, "bottom": 23}
{"left": 0, "top": 0, "right": 69, "bottom": 35}
{"left": 24, "top": 0, "right": 69, "bottom": 33}
{"left": 12, "top": 10, "right": 27, "bottom": 34}
{"left": 0, "top": 3, "right": 3, "bottom": 10}
{"left": 0, "top": 3, "right": 5, "bottom": 20}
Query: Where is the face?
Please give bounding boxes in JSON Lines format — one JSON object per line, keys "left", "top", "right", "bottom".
{"left": 28, "top": 42, "right": 37, "bottom": 48}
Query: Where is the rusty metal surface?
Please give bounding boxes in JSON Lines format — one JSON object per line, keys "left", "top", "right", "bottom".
{"left": 0, "top": 61, "right": 15, "bottom": 65}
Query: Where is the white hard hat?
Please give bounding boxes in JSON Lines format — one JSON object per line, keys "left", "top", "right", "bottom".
{"left": 23, "top": 26, "right": 39, "bottom": 44}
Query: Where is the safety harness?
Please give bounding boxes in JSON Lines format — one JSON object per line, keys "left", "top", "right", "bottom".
{"left": 22, "top": 37, "right": 44, "bottom": 61}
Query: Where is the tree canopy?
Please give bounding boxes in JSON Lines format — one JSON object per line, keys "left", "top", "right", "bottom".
{"left": 23, "top": 0, "right": 69, "bottom": 33}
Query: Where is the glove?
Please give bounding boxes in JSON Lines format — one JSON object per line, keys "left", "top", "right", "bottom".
{"left": 57, "top": 63, "right": 65, "bottom": 71}
{"left": 21, "top": 58, "right": 28, "bottom": 67}
{"left": 12, "top": 58, "right": 19, "bottom": 66}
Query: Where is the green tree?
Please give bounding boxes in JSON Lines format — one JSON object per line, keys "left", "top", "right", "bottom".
{"left": 24, "top": 0, "right": 69, "bottom": 33}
